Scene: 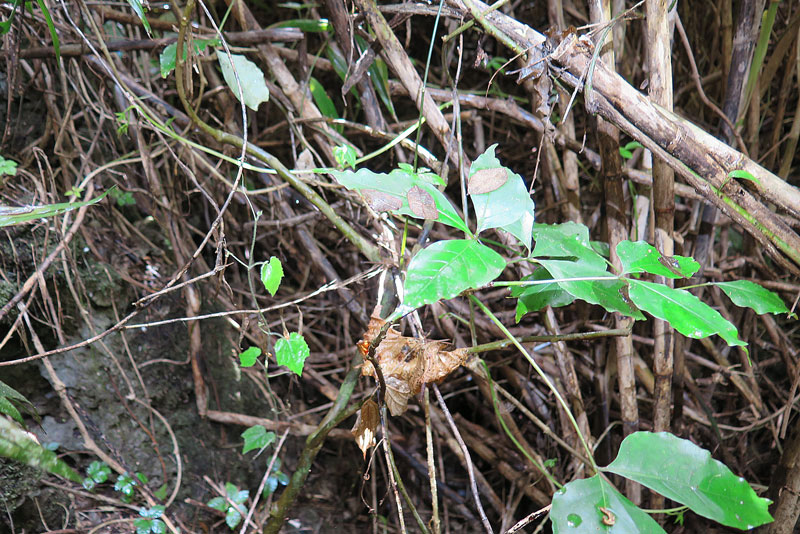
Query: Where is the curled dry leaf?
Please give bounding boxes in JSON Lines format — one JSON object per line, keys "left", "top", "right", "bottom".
{"left": 359, "top": 309, "right": 468, "bottom": 416}
{"left": 468, "top": 167, "right": 509, "bottom": 195}
{"left": 362, "top": 189, "right": 402, "bottom": 212}
{"left": 351, "top": 398, "right": 379, "bottom": 459}
{"left": 406, "top": 185, "right": 438, "bottom": 219}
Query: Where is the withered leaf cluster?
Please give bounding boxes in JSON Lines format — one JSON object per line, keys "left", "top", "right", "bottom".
{"left": 358, "top": 312, "right": 468, "bottom": 417}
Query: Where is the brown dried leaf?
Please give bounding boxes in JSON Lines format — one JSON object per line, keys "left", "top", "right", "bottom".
{"left": 385, "top": 377, "right": 411, "bottom": 417}
{"left": 358, "top": 309, "right": 467, "bottom": 416}
{"left": 422, "top": 344, "right": 469, "bottom": 384}
{"left": 351, "top": 398, "right": 379, "bottom": 459}
{"left": 406, "top": 186, "right": 438, "bottom": 219}
{"left": 468, "top": 167, "right": 509, "bottom": 195}
{"left": 362, "top": 189, "right": 402, "bottom": 212}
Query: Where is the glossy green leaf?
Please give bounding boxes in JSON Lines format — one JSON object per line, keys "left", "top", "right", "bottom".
{"left": 550, "top": 474, "right": 666, "bottom": 534}
{"left": 729, "top": 169, "right": 760, "bottom": 185}
{"left": 225, "top": 506, "right": 243, "bottom": 529}
{"left": 241, "top": 425, "right": 276, "bottom": 454}
{"left": 160, "top": 39, "right": 218, "bottom": 78}
{"left": 0, "top": 379, "right": 31, "bottom": 424}
{"left": 309, "top": 76, "right": 341, "bottom": 133}
{"left": 628, "top": 280, "right": 744, "bottom": 346}
{"left": 35, "top": 0, "right": 59, "bottom": 61}
{"left": 605, "top": 432, "right": 773, "bottom": 529}
{"left": 0, "top": 416, "right": 81, "bottom": 482}
{"left": 617, "top": 241, "right": 700, "bottom": 279}
{"left": 501, "top": 208, "right": 535, "bottom": 254}
{"left": 0, "top": 156, "right": 17, "bottom": 176}
{"left": 207, "top": 496, "right": 227, "bottom": 511}
{"left": 715, "top": 280, "right": 791, "bottom": 315}
{"left": 126, "top": 0, "right": 152, "bottom": 36}
{"left": 334, "top": 144, "right": 357, "bottom": 169}
{"left": 402, "top": 239, "right": 505, "bottom": 310}
{"left": 469, "top": 145, "right": 535, "bottom": 246}
{"left": 537, "top": 259, "right": 644, "bottom": 319}
{"left": 532, "top": 222, "right": 606, "bottom": 269}
{"left": 0, "top": 397, "right": 22, "bottom": 424}
{"left": 238, "top": 347, "right": 261, "bottom": 368}
{"left": 217, "top": 52, "right": 269, "bottom": 111}
{"left": 512, "top": 268, "right": 574, "bottom": 322}
{"left": 331, "top": 168, "right": 469, "bottom": 234}
{"left": 271, "top": 19, "right": 330, "bottom": 32}
{"left": 0, "top": 188, "right": 111, "bottom": 228}
{"left": 260, "top": 256, "right": 284, "bottom": 296}
{"left": 275, "top": 332, "right": 309, "bottom": 376}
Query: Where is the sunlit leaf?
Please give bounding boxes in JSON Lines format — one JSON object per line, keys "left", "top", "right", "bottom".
{"left": 550, "top": 474, "right": 666, "bottom": 534}
{"left": 617, "top": 241, "right": 699, "bottom": 279}
{"left": 260, "top": 256, "right": 283, "bottom": 296}
{"left": 332, "top": 168, "right": 469, "bottom": 234}
{"left": 469, "top": 145, "right": 535, "bottom": 243}
{"left": 217, "top": 52, "right": 270, "bottom": 111}
{"left": 275, "top": 332, "right": 309, "bottom": 376}
{"left": 715, "top": 280, "right": 791, "bottom": 316}
{"left": 605, "top": 432, "right": 773, "bottom": 529}
{"left": 0, "top": 188, "right": 111, "bottom": 228}
{"left": 238, "top": 347, "right": 261, "bottom": 368}
{"left": 402, "top": 239, "right": 505, "bottom": 310}
{"left": 628, "top": 280, "right": 744, "bottom": 346}
{"left": 125, "top": 0, "right": 152, "bottom": 36}
{"left": 241, "top": 425, "right": 276, "bottom": 454}
{"left": 0, "top": 416, "right": 81, "bottom": 482}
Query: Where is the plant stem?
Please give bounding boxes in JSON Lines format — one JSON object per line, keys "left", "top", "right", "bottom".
{"left": 468, "top": 294, "right": 598, "bottom": 473}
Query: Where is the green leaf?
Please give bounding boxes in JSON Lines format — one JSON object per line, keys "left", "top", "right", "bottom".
{"left": 729, "top": 169, "right": 760, "bottom": 185}
{"left": 207, "top": 496, "right": 227, "bottom": 512}
{"left": 35, "top": 0, "right": 59, "bottom": 61}
{"left": 134, "top": 518, "right": 152, "bottom": 534}
{"left": 537, "top": 259, "right": 645, "bottom": 319}
{"left": 271, "top": 19, "right": 330, "bottom": 32}
{"left": 139, "top": 505, "right": 165, "bottom": 519}
{"left": 260, "top": 256, "right": 283, "bottom": 296}
{"left": 532, "top": 222, "right": 606, "bottom": 268}
{"left": 309, "top": 76, "right": 341, "bottom": 133}
{"left": 275, "top": 332, "right": 309, "bottom": 376}
{"left": 715, "top": 280, "right": 791, "bottom": 315}
{"left": 0, "top": 156, "right": 17, "bottom": 176}
{"left": 241, "top": 425, "right": 276, "bottom": 454}
{"left": 617, "top": 241, "right": 700, "bottom": 279}
{"left": 0, "top": 416, "right": 81, "bottom": 482}
{"left": 331, "top": 168, "right": 469, "bottom": 234}
{"left": 217, "top": 52, "right": 269, "bottom": 111}
{"left": 238, "top": 347, "right": 261, "bottom": 368}
{"left": 160, "top": 39, "right": 218, "bottom": 78}
{"left": 0, "top": 188, "right": 112, "bottom": 228}
{"left": 468, "top": 145, "right": 535, "bottom": 247}
{"left": 154, "top": 484, "right": 168, "bottom": 500}
{"left": 334, "top": 144, "right": 357, "bottom": 169}
{"left": 125, "top": 0, "right": 152, "bottom": 36}
{"left": 628, "top": 280, "right": 745, "bottom": 346}
{"left": 151, "top": 519, "right": 167, "bottom": 534}
{"left": 0, "top": 397, "right": 22, "bottom": 424}
{"left": 402, "top": 239, "right": 505, "bottom": 311}
{"left": 0, "top": 1, "right": 22, "bottom": 35}
{"left": 225, "top": 506, "right": 243, "bottom": 529}
{"left": 605, "top": 432, "right": 773, "bottom": 529}
{"left": 512, "top": 268, "right": 575, "bottom": 322}
{"left": 550, "top": 474, "right": 666, "bottom": 534}
{"left": 87, "top": 460, "right": 111, "bottom": 483}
